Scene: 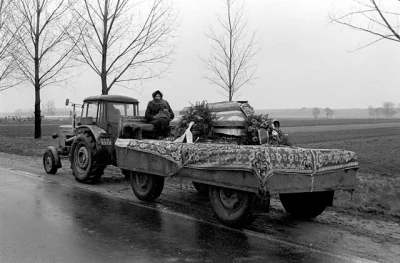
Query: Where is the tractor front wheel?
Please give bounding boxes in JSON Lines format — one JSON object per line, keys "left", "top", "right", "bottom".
{"left": 43, "top": 149, "right": 58, "bottom": 174}
{"left": 71, "top": 133, "right": 105, "bottom": 183}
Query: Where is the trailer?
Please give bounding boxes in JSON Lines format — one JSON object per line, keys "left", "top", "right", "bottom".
{"left": 115, "top": 138, "right": 358, "bottom": 228}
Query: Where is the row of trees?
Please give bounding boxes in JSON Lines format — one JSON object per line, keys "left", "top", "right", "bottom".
{"left": 14, "top": 101, "right": 70, "bottom": 116}
{"left": 3, "top": 0, "right": 397, "bottom": 136}
{"left": 0, "top": 0, "right": 258, "bottom": 138}
{"left": 312, "top": 107, "right": 335, "bottom": 119}
{"left": 368, "top": 102, "right": 399, "bottom": 118}
{"left": 14, "top": 99, "right": 69, "bottom": 116}
{"left": 0, "top": 0, "right": 179, "bottom": 138}
{"left": 311, "top": 102, "right": 399, "bottom": 119}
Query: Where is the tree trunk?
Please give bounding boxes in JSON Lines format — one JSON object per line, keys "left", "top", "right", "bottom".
{"left": 101, "top": 0, "right": 109, "bottom": 95}
{"left": 34, "top": 86, "right": 41, "bottom": 138}
{"left": 101, "top": 72, "right": 107, "bottom": 95}
{"left": 227, "top": 0, "right": 232, "bottom": 102}
{"left": 34, "top": 2, "right": 41, "bottom": 139}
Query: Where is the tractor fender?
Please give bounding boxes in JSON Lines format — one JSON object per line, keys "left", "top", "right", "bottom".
{"left": 46, "top": 146, "right": 62, "bottom": 168}
{"left": 75, "top": 125, "right": 108, "bottom": 145}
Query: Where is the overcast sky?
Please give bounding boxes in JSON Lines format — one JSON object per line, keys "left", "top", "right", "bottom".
{"left": 1, "top": 0, "right": 399, "bottom": 113}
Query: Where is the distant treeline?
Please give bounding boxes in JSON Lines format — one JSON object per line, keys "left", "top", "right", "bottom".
{"left": 12, "top": 108, "right": 71, "bottom": 117}
{"left": 256, "top": 106, "right": 399, "bottom": 119}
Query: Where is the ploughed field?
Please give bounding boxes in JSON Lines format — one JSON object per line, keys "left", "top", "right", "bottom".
{"left": 278, "top": 117, "right": 400, "bottom": 127}
{"left": 1, "top": 118, "right": 400, "bottom": 220}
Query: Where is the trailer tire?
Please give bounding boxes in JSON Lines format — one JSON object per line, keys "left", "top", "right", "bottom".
{"left": 279, "top": 191, "right": 334, "bottom": 219}
{"left": 43, "top": 149, "right": 58, "bottom": 174}
{"left": 209, "top": 186, "right": 256, "bottom": 228}
{"left": 131, "top": 172, "right": 164, "bottom": 201}
{"left": 70, "top": 133, "right": 105, "bottom": 183}
{"left": 121, "top": 169, "right": 131, "bottom": 181}
{"left": 192, "top": 182, "right": 209, "bottom": 195}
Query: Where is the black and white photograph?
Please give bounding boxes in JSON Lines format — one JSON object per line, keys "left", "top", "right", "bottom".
{"left": 0, "top": 0, "right": 399, "bottom": 262}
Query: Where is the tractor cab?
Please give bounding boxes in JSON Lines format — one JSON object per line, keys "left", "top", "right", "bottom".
{"left": 78, "top": 95, "right": 139, "bottom": 139}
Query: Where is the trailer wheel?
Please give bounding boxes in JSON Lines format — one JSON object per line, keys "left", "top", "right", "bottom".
{"left": 43, "top": 149, "right": 58, "bottom": 174}
{"left": 279, "top": 191, "right": 334, "bottom": 219}
{"left": 121, "top": 169, "right": 131, "bottom": 180}
{"left": 209, "top": 186, "right": 256, "bottom": 228}
{"left": 192, "top": 182, "right": 209, "bottom": 195}
{"left": 131, "top": 172, "right": 165, "bottom": 201}
{"left": 70, "top": 133, "right": 105, "bottom": 183}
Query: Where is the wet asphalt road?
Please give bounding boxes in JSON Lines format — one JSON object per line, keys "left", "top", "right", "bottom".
{"left": 0, "top": 169, "right": 365, "bottom": 263}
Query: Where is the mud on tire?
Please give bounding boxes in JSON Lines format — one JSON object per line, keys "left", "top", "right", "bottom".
{"left": 70, "top": 133, "right": 105, "bottom": 183}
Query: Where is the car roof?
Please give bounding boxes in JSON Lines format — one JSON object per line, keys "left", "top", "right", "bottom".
{"left": 83, "top": 95, "right": 139, "bottom": 104}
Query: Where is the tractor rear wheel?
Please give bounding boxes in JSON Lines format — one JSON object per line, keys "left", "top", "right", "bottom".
{"left": 88, "top": 166, "right": 107, "bottom": 183}
{"left": 43, "top": 149, "right": 58, "bottom": 174}
{"left": 71, "top": 133, "right": 105, "bottom": 183}
{"left": 131, "top": 172, "right": 164, "bottom": 201}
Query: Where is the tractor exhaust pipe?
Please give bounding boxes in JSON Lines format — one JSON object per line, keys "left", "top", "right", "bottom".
{"left": 66, "top": 99, "right": 82, "bottom": 129}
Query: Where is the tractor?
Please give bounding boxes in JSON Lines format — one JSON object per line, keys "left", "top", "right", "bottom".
{"left": 43, "top": 95, "right": 154, "bottom": 183}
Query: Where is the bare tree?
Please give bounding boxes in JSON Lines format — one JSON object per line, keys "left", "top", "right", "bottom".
{"left": 46, "top": 100, "right": 55, "bottom": 115}
{"left": 11, "top": 0, "right": 79, "bottom": 138}
{"left": 0, "top": 0, "right": 20, "bottom": 91}
{"left": 201, "top": 0, "right": 259, "bottom": 101}
{"left": 324, "top": 107, "right": 334, "bottom": 119}
{"left": 382, "top": 101, "right": 396, "bottom": 117}
{"left": 72, "top": 0, "right": 177, "bottom": 95}
{"left": 374, "top": 107, "right": 382, "bottom": 118}
{"left": 312, "top": 107, "right": 321, "bottom": 119}
{"left": 368, "top": 105, "right": 376, "bottom": 118}
{"left": 329, "top": 0, "right": 400, "bottom": 50}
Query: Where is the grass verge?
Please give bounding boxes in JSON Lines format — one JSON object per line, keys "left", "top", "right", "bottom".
{"left": 0, "top": 136, "right": 58, "bottom": 157}
{"left": 332, "top": 173, "right": 400, "bottom": 222}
